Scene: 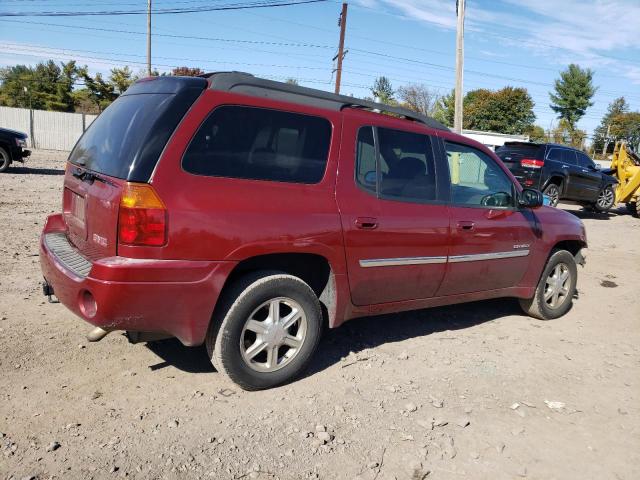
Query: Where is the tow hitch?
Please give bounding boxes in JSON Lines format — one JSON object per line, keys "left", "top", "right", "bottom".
{"left": 42, "top": 280, "right": 59, "bottom": 303}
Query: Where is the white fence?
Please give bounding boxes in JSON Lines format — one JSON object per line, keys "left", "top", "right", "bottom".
{"left": 0, "top": 106, "right": 97, "bottom": 151}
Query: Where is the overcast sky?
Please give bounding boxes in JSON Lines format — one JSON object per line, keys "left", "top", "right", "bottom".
{"left": 1, "top": 0, "right": 639, "bottom": 139}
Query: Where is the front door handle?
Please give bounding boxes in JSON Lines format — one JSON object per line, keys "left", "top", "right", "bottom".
{"left": 457, "top": 220, "right": 475, "bottom": 231}
{"left": 562, "top": 164, "right": 570, "bottom": 169}
{"left": 355, "top": 217, "right": 378, "bottom": 230}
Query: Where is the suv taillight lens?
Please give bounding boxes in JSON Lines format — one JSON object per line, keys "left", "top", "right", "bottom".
{"left": 520, "top": 158, "right": 544, "bottom": 169}
{"left": 118, "top": 183, "right": 167, "bottom": 246}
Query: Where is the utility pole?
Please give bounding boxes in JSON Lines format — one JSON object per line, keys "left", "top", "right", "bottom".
{"left": 334, "top": 2, "right": 348, "bottom": 95}
{"left": 602, "top": 124, "right": 611, "bottom": 156}
{"left": 147, "top": 0, "right": 152, "bottom": 76}
{"left": 454, "top": 0, "right": 465, "bottom": 133}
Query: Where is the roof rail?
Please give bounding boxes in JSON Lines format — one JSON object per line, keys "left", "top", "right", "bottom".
{"left": 200, "top": 71, "right": 449, "bottom": 132}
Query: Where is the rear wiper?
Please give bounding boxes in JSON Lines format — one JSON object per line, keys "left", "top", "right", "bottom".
{"left": 71, "top": 167, "right": 113, "bottom": 186}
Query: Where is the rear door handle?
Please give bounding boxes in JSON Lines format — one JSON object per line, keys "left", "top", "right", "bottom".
{"left": 457, "top": 221, "right": 475, "bottom": 231}
{"left": 355, "top": 217, "right": 378, "bottom": 230}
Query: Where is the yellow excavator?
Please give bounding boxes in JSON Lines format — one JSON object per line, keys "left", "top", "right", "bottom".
{"left": 606, "top": 142, "right": 640, "bottom": 216}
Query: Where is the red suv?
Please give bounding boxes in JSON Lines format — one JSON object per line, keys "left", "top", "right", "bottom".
{"left": 40, "top": 73, "right": 587, "bottom": 390}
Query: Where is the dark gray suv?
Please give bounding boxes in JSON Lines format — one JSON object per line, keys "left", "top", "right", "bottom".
{"left": 496, "top": 142, "right": 618, "bottom": 212}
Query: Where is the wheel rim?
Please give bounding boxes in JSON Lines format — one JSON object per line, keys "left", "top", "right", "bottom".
{"left": 0, "top": 151, "right": 8, "bottom": 170}
{"left": 545, "top": 186, "right": 559, "bottom": 207}
{"left": 239, "top": 297, "right": 307, "bottom": 372}
{"left": 597, "top": 187, "right": 614, "bottom": 208}
{"left": 544, "top": 263, "right": 571, "bottom": 309}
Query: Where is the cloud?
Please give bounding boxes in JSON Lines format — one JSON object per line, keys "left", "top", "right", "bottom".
{"left": 368, "top": 0, "right": 639, "bottom": 79}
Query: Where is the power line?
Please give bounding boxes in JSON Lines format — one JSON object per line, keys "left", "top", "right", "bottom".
{"left": 0, "top": 0, "right": 328, "bottom": 17}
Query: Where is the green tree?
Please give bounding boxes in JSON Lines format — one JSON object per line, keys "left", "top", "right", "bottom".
{"left": 371, "top": 76, "right": 395, "bottom": 104}
{"left": 592, "top": 97, "right": 630, "bottom": 153}
{"left": 432, "top": 89, "right": 455, "bottom": 127}
{"left": 551, "top": 119, "right": 587, "bottom": 148}
{"left": 0, "top": 60, "right": 80, "bottom": 111}
{"left": 110, "top": 66, "right": 134, "bottom": 94}
{"left": 609, "top": 112, "right": 640, "bottom": 150}
{"left": 464, "top": 86, "right": 535, "bottom": 134}
{"left": 549, "top": 64, "right": 597, "bottom": 131}
{"left": 525, "top": 125, "right": 546, "bottom": 142}
{"left": 79, "top": 70, "right": 117, "bottom": 112}
{"left": 171, "top": 66, "right": 205, "bottom": 77}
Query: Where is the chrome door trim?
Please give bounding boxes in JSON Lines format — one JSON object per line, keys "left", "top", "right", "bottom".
{"left": 359, "top": 256, "right": 447, "bottom": 268}
{"left": 448, "top": 249, "right": 530, "bottom": 263}
{"left": 359, "top": 250, "right": 529, "bottom": 267}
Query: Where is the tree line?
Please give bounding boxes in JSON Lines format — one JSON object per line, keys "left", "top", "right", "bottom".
{"left": 0, "top": 60, "right": 637, "bottom": 151}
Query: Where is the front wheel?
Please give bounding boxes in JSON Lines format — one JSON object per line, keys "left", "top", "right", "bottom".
{"left": 0, "top": 147, "right": 10, "bottom": 173}
{"left": 519, "top": 250, "right": 577, "bottom": 320}
{"left": 206, "top": 271, "right": 323, "bottom": 391}
{"left": 543, "top": 183, "right": 560, "bottom": 207}
{"left": 594, "top": 184, "right": 615, "bottom": 212}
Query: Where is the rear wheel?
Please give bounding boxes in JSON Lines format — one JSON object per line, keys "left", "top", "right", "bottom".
{"left": 627, "top": 202, "right": 640, "bottom": 217}
{"left": 519, "top": 250, "right": 577, "bottom": 320}
{"left": 594, "top": 184, "right": 615, "bottom": 212}
{"left": 206, "top": 271, "right": 323, "bottom": 391}
{"left": 543, "top": 183, "right": 560, "bottom": 207}
{"left": 0, "top": 147, "right": 10, "bottom": 173}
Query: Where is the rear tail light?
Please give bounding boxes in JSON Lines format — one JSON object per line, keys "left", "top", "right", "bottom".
{"left": 118, "top": 183, "right": 167, "bottom": 246}
{"left": 520, "top": 158, "right": 544, "bottom": 169}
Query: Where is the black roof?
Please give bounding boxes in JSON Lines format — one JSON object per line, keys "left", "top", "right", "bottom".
{"left": 202, "top": 71, "right": 449, "bottom": 132}
{"left": 502, "top": 141, "right": 581, "bottom": 151}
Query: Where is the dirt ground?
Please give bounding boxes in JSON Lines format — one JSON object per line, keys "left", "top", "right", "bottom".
{"left": 1, "top": 151, "right": 639, "bottom": 480}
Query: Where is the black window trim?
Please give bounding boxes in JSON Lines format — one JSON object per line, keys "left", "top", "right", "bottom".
{"left": 353, "top": 124, "right": 445, "bottom": 206}
{"left": 180, "top": 103, "right": 333, "bottom": 185}
{"left": 442, "top": 138, "right": 518, "bottom": 211}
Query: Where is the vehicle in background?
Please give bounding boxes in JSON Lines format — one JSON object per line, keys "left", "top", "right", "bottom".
{"left": 0, "top": 127, "right": 31, "bottom": 172}
{"left": 495, "top": 142, "right": 618, "bottom": 212}
{"left": 40, "top": 73, "right": 588, "bottom": 390}
{"left": 604, "top": 141, "right": 640, "bottom": 216}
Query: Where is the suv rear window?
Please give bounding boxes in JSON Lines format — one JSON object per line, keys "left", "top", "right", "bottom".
{"left": 495, "top": 144, "right": 543, "bottom": 162}
{"left": 182, "top": 106, "right": 332, "bottom": 184}
{"left": 69, "top": 78, "right": 206, "bottom": 182}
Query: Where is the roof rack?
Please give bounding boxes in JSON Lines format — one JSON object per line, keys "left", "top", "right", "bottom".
{"left": 200, "top": 71, "right": 449, "bottom": 132}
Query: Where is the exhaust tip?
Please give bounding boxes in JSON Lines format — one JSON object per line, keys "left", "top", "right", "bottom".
{"left": 87, "top": 327, "right": 110, "bottom": 342}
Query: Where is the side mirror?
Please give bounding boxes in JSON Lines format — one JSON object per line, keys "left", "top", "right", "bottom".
{"left": 519, "top": 188, "right": 544, "bottom": 209}
{"left": 364, "top": 171, "right": 377, "bottom": 186}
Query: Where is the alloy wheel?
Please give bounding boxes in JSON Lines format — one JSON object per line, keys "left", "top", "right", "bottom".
{"left": 544, "top": 263, "right": 571, "bottom": 309}
{"left": 596, "top": 186, "right": 615, "bottom": 209}
{"left": 545, "top": 185, "right": 559, "bottom": 207}
{"left": 239, "top": 297, "right": 307, "bottom": 372}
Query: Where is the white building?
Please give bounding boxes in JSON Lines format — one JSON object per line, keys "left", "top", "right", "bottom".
{"left": 461, "top": 129, "right": 529, "bottom": 151}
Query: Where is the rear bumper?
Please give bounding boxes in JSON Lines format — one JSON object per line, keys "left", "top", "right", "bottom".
{"left": 39, "top": 214, "right": 236, "bottom": 346}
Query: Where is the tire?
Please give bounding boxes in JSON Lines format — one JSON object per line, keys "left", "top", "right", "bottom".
{"left": 625, "top": 202, "right": 636, "bottom": 215}
{"left": 594, "top": 184, "right": 615, "bottom": 212}
{"left": 206, "top": 271, "right": 323, "bottom": 391}
{"left": 543, "top": 183, "right": 560, "bottom": 207}
{"left": 519, "top": 250, "right": 578, "bottom": 320}
{"left": 0, "top": 147, "right": 10, "bottom": 173}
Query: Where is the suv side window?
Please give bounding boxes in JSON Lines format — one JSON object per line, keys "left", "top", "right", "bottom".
{"left": 562, "top": 149, "right": 578, "bottom": 165}
{"left": 355, "top": 126, "right": 438, "bottom": 202}
{"left": 546, "top": 148, "right": 563, "bottom": 162}
{"left": 355, "top": 127, "right": 376, "bottom": 193}
{"left": 182, "top": 105, "right": 332, "bottom": 184}
{"left": 576, "top": 152, "right": 594, "bottom": 168}
{"left": 445, "top": 141, "right": 514, "bottom": 208}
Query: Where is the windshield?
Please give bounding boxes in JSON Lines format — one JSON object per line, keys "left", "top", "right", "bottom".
{"left": 69, "top": 81, "right": 204, "bottom": 181}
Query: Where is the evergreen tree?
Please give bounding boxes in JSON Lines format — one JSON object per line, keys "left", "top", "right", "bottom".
{"left": 549, "top": 64, "right": 597, "bottom": 131}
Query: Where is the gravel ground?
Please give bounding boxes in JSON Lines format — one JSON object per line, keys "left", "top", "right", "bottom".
{"left": 1, "top": 150, "right": 639, "bottom": 480}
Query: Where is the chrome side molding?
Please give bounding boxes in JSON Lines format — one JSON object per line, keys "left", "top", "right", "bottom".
{"left": 360, "top": 249, "right": 529, "bottom": 268}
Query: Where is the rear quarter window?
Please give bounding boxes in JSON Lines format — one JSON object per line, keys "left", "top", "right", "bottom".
{"left": 182, "top": 106, "right": 332, "bottom": 184}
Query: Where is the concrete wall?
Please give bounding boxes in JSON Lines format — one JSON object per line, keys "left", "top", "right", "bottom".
{"left": 0, "top": 106, "right": 97, "bottom": 151}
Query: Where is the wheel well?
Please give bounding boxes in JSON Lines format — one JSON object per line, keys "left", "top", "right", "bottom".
{"left": 546, "top": 176, "right": 563, "bottom": 189}
{"left": 552, "top": 240, "right": 585, "bottom": 257}
{"left": 0, "top": 141, "right": 11, "bottom": 158}
{"left": 221, "top": 253, "right": 335, "bottom": 325}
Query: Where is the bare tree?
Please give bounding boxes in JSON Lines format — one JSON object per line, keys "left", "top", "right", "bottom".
{"left": 397, "top": 84, "right": 441, "bottom": 117}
